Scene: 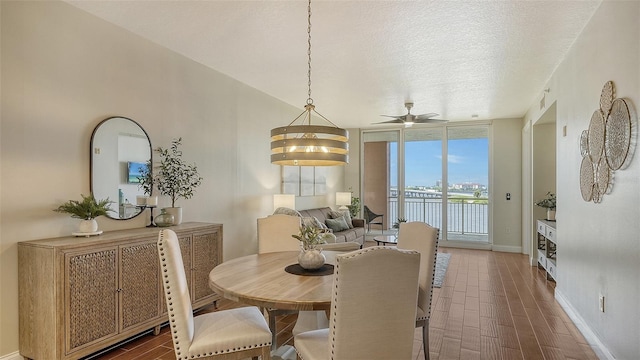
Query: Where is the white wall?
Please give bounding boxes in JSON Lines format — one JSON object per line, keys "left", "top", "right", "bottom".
{"left": 492, "top": 118, "right": 523, "bottom": 252}
{"left": 524, "top": 2, "right": 639, "bottom": 358}
{"left": 0, "top": 1, "right": 344, "bottom": 356}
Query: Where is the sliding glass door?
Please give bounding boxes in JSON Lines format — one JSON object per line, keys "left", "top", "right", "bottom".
{"left": 403, "top": 128, "right": 443, "bottom": 230}
{"left": 362, "top": 124, "right": 490, "bottom": 245}
{"left": 445, "top": 126, "right": 489, "bottom": 243}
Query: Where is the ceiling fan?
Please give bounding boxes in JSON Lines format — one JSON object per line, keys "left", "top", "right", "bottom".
{"left": 373, "top": 102, "right": 448, "bottom": 126}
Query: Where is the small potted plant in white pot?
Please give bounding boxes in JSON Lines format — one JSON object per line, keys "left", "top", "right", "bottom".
{"left": 292, "top": 225, "right": 328, "bottom": 270}
{"left": 54, "top": 194, "right": 113, "bottom": 234}
{"left": 152, "top": 138, "right": 202, "bottom": 225}
{"left": 535, "top": 192, "right": 556, "bottom": 221}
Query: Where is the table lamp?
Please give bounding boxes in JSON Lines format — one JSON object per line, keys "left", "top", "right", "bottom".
{"left": 273, "top": 194, "right": 296, "bottom": 212}
{"left": 336, "top": 192, "right": 351, "bottom": 211}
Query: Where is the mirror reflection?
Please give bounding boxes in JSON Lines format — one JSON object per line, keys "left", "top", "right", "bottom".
{"left": 91, "top": 116, "right": 152, "bottom": 220}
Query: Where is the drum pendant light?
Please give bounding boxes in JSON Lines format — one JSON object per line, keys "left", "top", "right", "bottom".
{"left": 270, "top": 0, "right": 349, "bottom": 166}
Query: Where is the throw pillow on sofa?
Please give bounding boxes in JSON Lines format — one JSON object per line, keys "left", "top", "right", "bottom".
{"left": 302, "top": 216, "right": 327, "bottom": 230}
{"left": 325, "top": 216, "right": 350, "bottom": 232}
{"left": 273, "top": 207, "right": 301, "bottom": 217}
{"left": 329, "top": 210, "right": 354, "bottom": 229}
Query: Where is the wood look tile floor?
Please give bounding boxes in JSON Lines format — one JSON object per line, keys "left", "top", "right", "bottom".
{"left": 87, "top": 247, "right": 598, "bottom": 360}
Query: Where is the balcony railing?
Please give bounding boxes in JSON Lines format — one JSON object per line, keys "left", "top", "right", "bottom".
{"left": 388, "top": 196, "right": 488, "bottom": 235}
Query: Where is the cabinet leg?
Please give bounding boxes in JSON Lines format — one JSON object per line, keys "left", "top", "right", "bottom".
{"left": 153, "top": 325, "right": 161, "bottom": 336}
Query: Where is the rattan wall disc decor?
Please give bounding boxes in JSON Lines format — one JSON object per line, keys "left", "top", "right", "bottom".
{"left": 580, "top": 130, "right": 589, "bottom": 157}
{"left": 579, "top": 81, "right": 637, "bottom": 203}
{"left": 605, "top": 98, "right": 635, "bottom": 170}
{"left": 600, "top": 80, "right": 614, "bottom": 118}
{"left": 588, "top": 110, "right": 605, "bottom": 164}
{"left": 594, "top": 158, "right": 611, "bottom": 203}
{"left": 580, "top": 156, "right": 594, "bottom": 202}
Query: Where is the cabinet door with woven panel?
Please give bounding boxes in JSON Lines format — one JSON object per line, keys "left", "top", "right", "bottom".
{"left": 191, "top": 229, "right": 221, "bottom": 306}
{"left": 119, "top": 240, "right": 162, "bottom": 332}
{"left": 64, "top": 247, "right": 118, "bottom": 355}
{"left": 161, "top": 233, "right": 192, "bottom": 315}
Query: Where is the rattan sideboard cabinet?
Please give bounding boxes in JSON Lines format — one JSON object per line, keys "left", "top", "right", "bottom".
{"left": 18, "top": 222, "right": 222, "bottom": 360}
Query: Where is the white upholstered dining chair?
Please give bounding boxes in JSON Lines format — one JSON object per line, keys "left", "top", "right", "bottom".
{"left": 157, "top": 229, "right": 272, "bottom": 360}
{"left": 257, "top": 214, "right": 359, "bottom": 348}
{"left": 294, "top": 246, "right": 421, "bottom": 360}
{"left": 397, "top": 221, "right": 440, "bottom": 360}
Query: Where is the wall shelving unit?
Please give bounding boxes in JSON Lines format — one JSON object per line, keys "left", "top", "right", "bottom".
{"left": 536, "top": 219, "right": 556, "bottom": 281}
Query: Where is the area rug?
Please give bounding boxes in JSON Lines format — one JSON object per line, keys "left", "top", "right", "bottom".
{"left": 433, "top": 252, "right": 451, "bottom": 288}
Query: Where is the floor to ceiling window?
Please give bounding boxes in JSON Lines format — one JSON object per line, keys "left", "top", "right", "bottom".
{"left": 362, "top": 124, "right": 490, "bottom": 247}
{"left": 445, "top": 126, "right": 489, "bottom": 244}
{"left": 403, "top": 128, "right": 443, "bottom": 230}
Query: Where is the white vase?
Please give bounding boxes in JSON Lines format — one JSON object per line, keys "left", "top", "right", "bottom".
{"left": 78, "top": 219, "right": 98, "bottom": 233}
{"left": 298, "top": 249, "right": 326, "bottom": 270}
{"left": 546, "top": 209, "right": 556, "bottom": 221}
{"left": 164, "top": 207, "right": 182, "bottom": 225}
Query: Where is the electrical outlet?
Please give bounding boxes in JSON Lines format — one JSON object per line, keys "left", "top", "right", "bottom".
{"left": 599, "top": 295, "right": 605, "bottom": 313}
{"left": 505, "top": 227, "right": 511, "bottom": 234}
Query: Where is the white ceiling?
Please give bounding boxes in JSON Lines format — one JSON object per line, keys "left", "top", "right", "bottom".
{"left": 66, "top": 0, "right": 601, "bottom": 128}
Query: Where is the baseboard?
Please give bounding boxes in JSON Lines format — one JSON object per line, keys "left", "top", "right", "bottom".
{"left": 491, "top": 245, "right": 522, "bottom": 253}
{"left": 0, "top": 351, "right": 23, "bottom": 360}
{"left": 555, "top": 288, "right": 614, "bottom": 360}
{"left": 438, "top": 240, "right": 492, "bottom": 250}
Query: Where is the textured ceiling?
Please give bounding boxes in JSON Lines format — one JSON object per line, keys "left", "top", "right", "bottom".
{"left": 66, "top": 0, "right": 601, "bottom": 128}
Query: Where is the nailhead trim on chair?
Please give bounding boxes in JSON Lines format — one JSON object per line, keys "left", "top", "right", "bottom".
{"left": 328, "top": 246, "right": 410, "bottom": 359}
{"left": 159, "top": 231, "right": 271, "bottom": 360}
{"left": 428, "top": 229, "right": 440, "bottom": 319}
{"left": 158, "top": 237, "right": 186, "bottom": 358}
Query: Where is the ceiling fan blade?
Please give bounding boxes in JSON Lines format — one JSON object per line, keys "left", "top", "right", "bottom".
{"left": 414, "top": 118, "right": 448, "bottom": 123}
{"left": 414, "top": 113, "right": 440, "bottom": 120}
{"left": 380, "top": 115, "right": 406, "bottom": 119}
{"left": 372, "top": 119, "right": 405, "bottom": 124}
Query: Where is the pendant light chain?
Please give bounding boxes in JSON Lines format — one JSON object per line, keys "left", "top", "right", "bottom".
{"left": 306, "top": 0, "right": 313, "bottom": 106}
{"left": 269, "top": 0, "right": 349, "bottom": 166}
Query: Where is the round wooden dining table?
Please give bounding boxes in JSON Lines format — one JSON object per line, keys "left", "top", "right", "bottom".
{"left": 208, "top": 250, "right": 339, "bottom": 311}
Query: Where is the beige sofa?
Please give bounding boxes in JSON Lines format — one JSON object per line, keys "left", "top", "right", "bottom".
{"left": 298, "top": 207, "right": 365, "bottom": 246}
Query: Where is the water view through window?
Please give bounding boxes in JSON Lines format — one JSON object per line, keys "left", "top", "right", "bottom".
{"left": 363, "top": 125, "right": 489, "bottom": 244}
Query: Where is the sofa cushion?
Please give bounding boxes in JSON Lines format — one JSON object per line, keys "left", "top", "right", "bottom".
{"left": 329, "top": 210, "right": 354, "bottom": 229}
{"left": 325, "top": 217, "right": 350, "bottom": 232}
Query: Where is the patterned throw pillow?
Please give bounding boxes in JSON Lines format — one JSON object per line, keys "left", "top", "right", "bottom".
{"left": 325, "top": 216, "right": 350, "bottom": 232}
{"left": 273, "top": 207, "right": 302, "bottom": 217}
{"left": 315, "top": 217, "right": 329, "bottom": 230}
{"left": 302, "top": 216, "right": 325, "bottom": 229}
{"left": 329, "top": 210, "right": 354, "bottom": 229}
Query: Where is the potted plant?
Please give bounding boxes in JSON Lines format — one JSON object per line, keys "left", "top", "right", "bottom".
{"left": 152, "top": 138, "right": 202, "bottom": 225}
{"left": 292, "top": 225, "right": 328, "bottom": 270}
{"left": 392, "top": 217, "right": 407, "bottom": 229}
{"left": 535, "top": 192, "right": 556, "bottom": 221}
{"left": 54, "top": 194, "right": 114, "bottom": 234}
{"left": 347, "top": 187, "right": 361, "bottom": 218}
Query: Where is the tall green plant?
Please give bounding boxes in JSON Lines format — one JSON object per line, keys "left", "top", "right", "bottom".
{"left": 154, "top": 138, "right": 202, "bottom": 208}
